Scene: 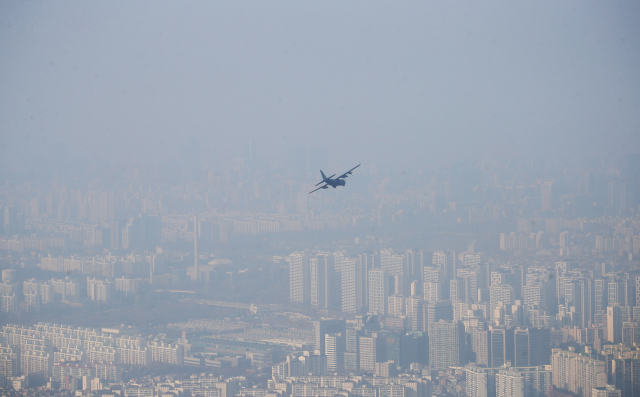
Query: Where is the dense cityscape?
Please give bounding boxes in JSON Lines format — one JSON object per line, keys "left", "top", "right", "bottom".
{"left": 2, "top": 2, "right": 640, "bottom": 397}
{"left": 0, "top": 152, "right": 639, "bottom": 397}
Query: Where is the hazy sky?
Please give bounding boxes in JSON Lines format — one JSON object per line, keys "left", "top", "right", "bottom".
{"left": 1, "top": 1, "right": 639, "bottom": 175}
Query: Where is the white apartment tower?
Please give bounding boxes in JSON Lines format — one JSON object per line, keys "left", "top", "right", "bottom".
{"left": 341, "top": 258, "right": 362, "bottom": 314}
{"left": 496, "top": 366, "right": 552, "bottom": 397}
{"left": 310, "top": 257, "right": 325, "bottom": 308}
{"left": 288, "top": 252, "right": 309, "bottom": 304}
{"left": 324, "top": 333, "right": 345, "bottom": 372}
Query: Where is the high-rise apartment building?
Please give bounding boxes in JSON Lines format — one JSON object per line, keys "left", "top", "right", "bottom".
{"left": 607, "top": 305, "right": 623, "bottom": 344}
{"left": 450, "top": 278, "right": 466, "bottom": 302}
{"left": 466, "top": 366, "right": 500, "bottom": 397}
{"left": 358, "top": 333, "right": 385, "bottom": 373}
{"left": 406, "top": 296, "right": 424, "bottom": 332}
{"left": 87, "top": 278, "right": 112, "bottom": 302}
{"left": 428, "top": 320, "right": 465, "bottom": 370}
{"left": 358, "top": 253, "right": 372, "bottom": 313}
{"left": 621, "top": 323, "right": 640, "bottom": 347}
{"left": 310, "top": 253, "right": 338, "bottom": 309}
{"left": 0, "top": 345, "right": 18, "bottom": 381}
{"left": 423, "top": 267, "right": 441, "bottom": 283}
{"left": 490, "top": 284, "right": 515, "bottom": 322}
{"left": 147, "top": 341, "right": 183, "bottom": 365}
{"left": 473, "top": 329, "right": 490, "bottom": 367}
{"left": 595, "top": 279, "right": 609, "bottom": 324}
{"left": 115, "top": 277, "right": 137, "bottom": 296}
{"left": 403, "top": 249, "right": 422, "bottom": 281}
{"left": 380, "top": 250, "right": 404, "bottom": 277}
{"left": 495, "top": 366, "right": 552, "bottom": 397}
{"left": 288, "top": 252, "right": 309, "bottom": 304}
{"left": 310, "top": 257, "right": 325, "bottom": 309}
{"left": 561, "top": 278, "right": 593, "bottom": 328}
{"left": 551, "top": 349, "right": 607, "bottom": 397}
{"left": 432, "top": 251, "right": 456, "bottom": 284}
{"left": 424, "top": 280, "right": 442, "bottom": 303}
{"left": 368, "top": 269, "right": 388, "bottom": 316}
{"left": 20, "top": 339, "right": 54, "bottom": 379}
{"left": 341, "top": 258, "right": 362, "bottom": 314}
{"left": 387, "top": 295, "right": 404, "bottom": 317}
{"left": 1, "top": 294, "right": 18, "bottom": 313}
{"left": 458, "top": 268, "right": 479, "bottom": 303}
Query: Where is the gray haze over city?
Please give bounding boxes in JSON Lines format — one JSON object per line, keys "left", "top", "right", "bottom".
{"left": 0, "top": 2, "right": 640, "bottom": 397}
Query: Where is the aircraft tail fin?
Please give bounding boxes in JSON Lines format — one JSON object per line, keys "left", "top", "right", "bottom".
{"left": 320, "top": 170, "right": 327, "bottom": 180}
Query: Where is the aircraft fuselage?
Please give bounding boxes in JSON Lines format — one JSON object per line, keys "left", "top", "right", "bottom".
{"left": 326, "top": 178, "right": 346, "bottom": 188}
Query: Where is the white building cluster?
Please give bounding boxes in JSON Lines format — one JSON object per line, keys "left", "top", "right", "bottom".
{"left": 0, "top": 323, "right": 184, "bottom": 387}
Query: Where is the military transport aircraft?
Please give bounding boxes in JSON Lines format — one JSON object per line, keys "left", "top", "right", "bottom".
{"left": 309, "top": 164, "right": 361, "bottom": 194}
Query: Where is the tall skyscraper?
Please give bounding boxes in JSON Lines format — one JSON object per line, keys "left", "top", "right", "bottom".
{"left": 288, "top": 252, "right": 309, "bottom": 304}
{"left": 368, "top": 269, "right": 389, "bottom": 316}
{"left": 325, "top": 332, "right": 346, "bottom": 372}
{"left": 473, "top": 329, "right": 490, "bottom": 367}
{"left": 359, "top": 333, "right": 385, "bottom": 373}
{"left": 489, "top": 327, "right": 514, "bottom": 368}
{"left": 513, "top": 327, "right": 551, "bottom": 367}
{"left": 406, "top": 296, "right": 424, "bottom": 332}
{"left": 458, "top": 268, "right": 479, "bottom": 303}
{"left": 450, "top": 278, "right": 466, "bottom": 302}
{"left": 399, "top": 331, "right": 428, "bottom": 368}
{"left": 611, "top": 357, "right": 640, "bottom": 397}
{"left": 432, "top": 251, "right": 456, "bottom": 285}
{"left": 607, "top": 279, "right": 630, "bottom": 307}
{"left": 404, "top": 249, "right": 421, "bottom": 281}
{"left": 426, "top": 300, "right": 453, "bottom": 335}
{"left": 595, "top": 278, "right": 609, "bottom": 324}
{"left": 310, "top": 257, "right": 325, "bottom": 308}
{"left": 607, "top": 305, "right": 623, "bottom": 344}
{"left": 561, "top": 278, "right": 594, "bottom": 328}
{"left": 428, "top": 320, "right": 465, "bottom": 370}
{"left": 341, "top": 258, "right": 362, "bottom": 314}
{"left": 312, "top": 253, "right": 336, "bottom": 309}
{"left": 358, "top": 253, "right": 373, "bottom": 313}
{"left": 313, "top": 319, "right": 346, "bottom": 356}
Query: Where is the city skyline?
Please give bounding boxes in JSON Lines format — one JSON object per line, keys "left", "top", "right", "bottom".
{"left": 1, "top": 1, "right": 640, "bottom": 396}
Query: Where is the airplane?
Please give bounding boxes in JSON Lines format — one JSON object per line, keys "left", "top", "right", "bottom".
{"left": 309, "top": 164, "right": 361, "bottom": 194}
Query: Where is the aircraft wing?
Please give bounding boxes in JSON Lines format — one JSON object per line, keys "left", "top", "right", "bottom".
{"left": 309, "top": 184, "right": 328, "bottom": 194}
{"left": 336, "top": 164, "right": 361, "bottom": 179}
